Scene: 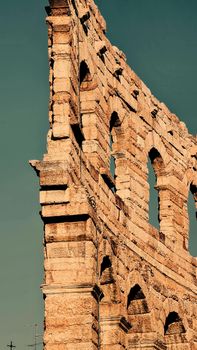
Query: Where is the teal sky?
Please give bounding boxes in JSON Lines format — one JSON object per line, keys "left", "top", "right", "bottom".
{"left": 0, "top": 0, "right": 196, "bottom": 348}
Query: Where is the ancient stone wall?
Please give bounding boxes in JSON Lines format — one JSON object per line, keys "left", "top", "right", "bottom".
{"left": 30, "top": 0, "right": 197, "bottom": 349}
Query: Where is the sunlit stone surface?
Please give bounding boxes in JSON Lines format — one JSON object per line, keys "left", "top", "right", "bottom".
{"left": 30, "top": 0, "right": 197, "bottom": 349}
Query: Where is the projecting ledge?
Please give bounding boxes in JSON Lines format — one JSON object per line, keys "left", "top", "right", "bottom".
{"left": 41, "top": 283, "right": 102, "bottom": 296}
{"left": 100, "top": 316, "right": 132, "bottom": 334}
{"left": 41, "top": 201, "right": 96, "bottom": 222}
{"left": 128, "top": 338, "right": 167, "bottom": 350}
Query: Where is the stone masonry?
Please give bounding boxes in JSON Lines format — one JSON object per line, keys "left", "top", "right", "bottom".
{"left": 30, "top": 0, "right": 197, "bottom": 349}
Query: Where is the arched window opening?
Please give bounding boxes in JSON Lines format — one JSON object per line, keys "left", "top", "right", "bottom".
{"left": 148, "top": 157, "right": 159, "bottom": 228}
{"left": 109, "top": 112, "right": 121, "bottom": 180}
{"left": 110, "top": 133, "right": 115, "bottom": 179}
{"left": 100, "top": 256, "right": 112, "bottom": 275}
{"left": 114, "top": 67, "right": 123, "bottom": 81}
{"left": 80, "top": 11, "right": 90, "bottom": 35}
{"left": 127, "top": 284, "right": 149, "bottom": 315}
{"left": 110, "top": 111, "right": 121, "bottom": 131}
{"left": 148, "top": 148, "right": 164, "bottom": 229}
{"left": 100, "top": 256, "right": 113, "bottom": 285}
{"left": 97, "top": 45, "right": 107, "bottom": 63}
{"left": 79, "top": 61, "right": 91, "bottom": 89}
{"left": 149, "top": 148, "right": 164, "bottom": 177}
{"left": 164, "top": 312, "right": 185, "bottom": 335}
{"left": 73, "top": 61, "right": 92, "bottom": 148}
{"left": 188, "top": 184, "right": 197, "bottom": 256}
{"left": 71, "top": 123, "right": 84, "bottom": 148}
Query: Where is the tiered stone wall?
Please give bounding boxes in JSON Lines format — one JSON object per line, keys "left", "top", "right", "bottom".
{"left": 30, "top": 0, "right": 197, "bottom": 349}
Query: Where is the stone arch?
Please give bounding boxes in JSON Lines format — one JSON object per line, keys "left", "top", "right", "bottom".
{"left": 144, "top": 131, "right": 171, "bottom": 169}
{"left": 147, "top": 147, "right": 165, "bottom": 229}
{"left": 107, "top": 96, "right": 130, "bottom": 197}
{"left": 110, "top": 111, "right": 121, "bottom": 132}
{"left": 181, "top": 170, "right": 197, "bottom": 253}
{"left": 109, "top": 111, "right": 122, "bottom": 148}
{"left": 126, "top": 271, "right": 154, "bottom": 310}
{"left": 78, "top": 48, "right": 98, "bottom": 88}
{"left": 80, "top": 60, "right": 91, "bottom": 85}
{"left": 187, "top": 179, "right": 197, "bottom": 217}
{"left": 126, "top": 284, "right": 153, "bottom": 334}
{"left": 79, "top": 60, "right": 97, "bottom": 91}
{"left": 100, "top": 255, "right": 114, "bottom": 285}
{"left": 78, "top": 58, "right": 98, "bottom": 155}
{"left": 126, "top": 271, "right": 156, "bottom": 334}
{"left": 162, "top": 310, "right": 189, "bottom": 348}
{"left": 127, "top": 284, "right": 149, "bottom": 315}
{"left": 144, "top": 132, "right": 176, "bottom": 236}
{"left": 183, "top": 168, "right": 197, "bottom": 189}
{"left": 161, "top": 298, "right": 190, "bottom": 340}
{"left": 188, "top": 182, "right": 197, "bottom": 255}
{"left": 190, "top": 183, "right": 197, "bottom": 206}
{"left": 98, "top": 237, "right": 120, "bottom": 304}
{"left": 149, "top": 147, "right": 165, "bottom": 177}
{"left": 164, "top": 312, "right": 186, "bottom": 335}
{"left": 109, "top": 111, "right": 122, "bottom": 182}
{"left": 109, "top": 95, "right": 127, "bottom": 126}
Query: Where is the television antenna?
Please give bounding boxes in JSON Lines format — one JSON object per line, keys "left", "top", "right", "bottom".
{"left": 7, "top": 341, "right": 16, "bottom": 350}
{"left": 27, "top": 323, "right": 42, "bottom": 350}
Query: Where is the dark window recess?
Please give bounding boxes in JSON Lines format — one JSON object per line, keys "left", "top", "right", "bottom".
{"left": 101, "top": 170, "right": 115, "bottom": 191}
{"left": 80, "top": 61, "right": 91, "bottom": 85}
{"left": 188, "top": 184, "right": 197, "bottom": 255}
{"left": 190, "top": 183, "right": 197, "bottom": 199}
{"left": 127, "top": 284, "right": 145, "bottom": 308}
{"left": 132, "top": 90, "right": 139, "bottom": 99}
{"left": 110, "top": 134, "right": 115, "bottom": 178}
{"left": 100, "top": 256, "right": 114, "bottom": 285}
{"left": 148, "top": 148, "right": 165, "bottom": 229}
{"left": 149, "top": 148, "right": 164, "bottom": 175}
{"left": 100, "top": 256, "right": 112, "bottom": 276}
{"left": 92, "top": 285, "right": 104, "bottom": 301}
{"left": 40, "top": 185, "right": 67, "bottom": 191}
{"left": 114, "top": 67, "right": 123, "bottom": 81}
{"left": 70, "top": 0, "right": 78, "bottom": 16}
{"left": 82, "top": 23, "right": 89, "bottom": 35}
{"left": 148, "top": 157, "right": 159, "bottom": 229}
{"left": 50, "top": 58, "right": 54, "bottom": 70}
{"left": 127, "top": 284, "right": 149, "bottom": 314}
{"left": 151, "top": 109, "right": 158, "bottom": 118}
{"left": 43, "top": 214, "right": 89, "bottom": 224}
{"left": 71, "top": 124, "right": 84, "bottom": 148}
{"left": 97, "top": 46, "right": 107, "bottom": 63}
{"left": 164, "top": 312, "right": 185, "bottom": 335}
{"left": 109, "top": 112, "right": 121, "bottom": 183}
{"left": 110, "top": 111, "right": 121, "bottom": 131}
{"left": 80, "top": 11, "right": 90, "bottom": 24}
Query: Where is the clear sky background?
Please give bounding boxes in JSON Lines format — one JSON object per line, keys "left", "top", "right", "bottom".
{"left": 0, "top": 0, "right": 196, "bottom": 349}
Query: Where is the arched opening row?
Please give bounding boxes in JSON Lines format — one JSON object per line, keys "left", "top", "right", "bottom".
{"left": 78, "top": 61, "right": 196, "bottom": 255}
{"left": 127, "top": 285, "right": 186, "bottom": 337}
{"left": 99, "top": 258, "right": 187, "bottom": 338}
